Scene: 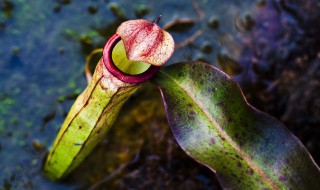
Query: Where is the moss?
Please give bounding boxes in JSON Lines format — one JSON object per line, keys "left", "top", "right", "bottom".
{"left": 1, "top": 0, "right": 15, "bottom": 18}
{"left": 109, "top": 3, "right": 126, "bottom": 20}
{"left": 9, "top": 116, "right": 19, "bottom": 126}
{"left": 135, "top": 4, "right": 150, "bottom": 18}
{"left": 2, "top": 98, "right": 14, "bottom": 105}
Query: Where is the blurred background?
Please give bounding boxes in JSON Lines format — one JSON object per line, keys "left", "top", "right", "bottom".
{"left": 0, "top": 0, "right": 319, "bottom": 189}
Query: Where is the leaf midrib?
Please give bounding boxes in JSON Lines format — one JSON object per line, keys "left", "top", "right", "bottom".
{"left": 159, "top": 70, "right": 279, "bottom": 190}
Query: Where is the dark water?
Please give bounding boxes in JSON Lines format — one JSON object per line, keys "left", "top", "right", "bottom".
{"left": 0, "top": 0, "right": 319, "bottom": 189}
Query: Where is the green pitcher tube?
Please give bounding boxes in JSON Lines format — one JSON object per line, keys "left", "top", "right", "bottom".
{"left": 43, "top": 18, "right": 175, "bottom": 181}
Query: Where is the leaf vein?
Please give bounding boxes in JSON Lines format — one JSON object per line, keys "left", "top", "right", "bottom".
{"left": 159, "top": 70, "right": 279, "bottom": 190}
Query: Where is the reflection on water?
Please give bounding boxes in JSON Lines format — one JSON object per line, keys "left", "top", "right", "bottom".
{"left": 0, "top": 0, "right": 319, "bottom": 189}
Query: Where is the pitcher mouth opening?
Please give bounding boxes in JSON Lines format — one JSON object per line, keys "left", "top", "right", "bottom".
{"left": 103, "top": 34, "right": 161, "bottom": 84}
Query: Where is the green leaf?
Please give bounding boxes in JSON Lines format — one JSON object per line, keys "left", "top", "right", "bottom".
{"left": 152, "top": 61, "right": 320, "bottom": 189}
